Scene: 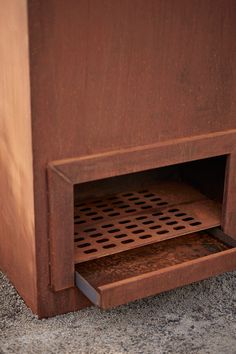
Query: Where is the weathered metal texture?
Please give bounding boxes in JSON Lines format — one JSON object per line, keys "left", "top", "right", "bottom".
{"left": 73, "top": 181, "right": 221, "bottom": 263}
{"left": 50, "top": 131, "right": 236, "bottom": 184}
{"left": 47, "top": 166, "right": 74, "bottom": 291}
{"left": 222, "top": 152, "right": 236, "bottom": 238}
{"left": 0, "top": 0, "right": 236, "bottom": 317}
{"left": 0, "top": 0, "right": 37, "bottom": 313}
{"left": 29, "top": 0, "right": 236, "bottom": 317}
{"left": 76, "top": 231, "right": 236, "bottom": 309}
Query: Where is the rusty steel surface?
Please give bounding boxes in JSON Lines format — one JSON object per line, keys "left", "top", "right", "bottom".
{"left": 75, "top": 231, "right": 236, "bottom": 309}
{"left": 76, "top": 232, "right": 230, "bottom": 287}
{"left": 1, "top": 0, "right": 236, "bottom": 317}
{"left": 74, "top": 181, "right": 221, "bottom": 263}
{"left": 30, "top": 0, "right": 236, "bottom": 317}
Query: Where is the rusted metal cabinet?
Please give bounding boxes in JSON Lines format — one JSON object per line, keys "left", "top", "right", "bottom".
{"left": 1, "top": 0, "right": 236, "bottom": 318}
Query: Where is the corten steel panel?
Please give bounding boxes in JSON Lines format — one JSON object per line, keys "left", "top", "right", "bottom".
{"left": 0, "top": 0, "right": 37, "bottom": 313}
{"left": 27, "top": 0, "right": 236, "bottom": 317}
{"left": 222, "top": 152, "right": 236, "bottom": 238}
{"left": 1, "top": 0, "right": 236, "bottom": 318}
{"left": 29, "top": 0, "right": 236, "bottom": 162}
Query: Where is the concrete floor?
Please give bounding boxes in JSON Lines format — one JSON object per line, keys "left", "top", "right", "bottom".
{"left": 0, "top": 271, "right": 236, "bottom": 354}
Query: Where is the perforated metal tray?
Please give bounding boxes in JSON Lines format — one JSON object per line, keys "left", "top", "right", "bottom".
{"left": 74, "top": 181, "right": 221, "bottom": 263}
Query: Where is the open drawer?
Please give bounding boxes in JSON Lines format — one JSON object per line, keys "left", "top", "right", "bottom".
{"left": 75, "top": 229, "right": 236, "bottom": 309}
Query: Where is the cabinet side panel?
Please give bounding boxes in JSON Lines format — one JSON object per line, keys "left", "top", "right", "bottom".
{"left": 0, "top": 0, "right": 37, "bottom": 312}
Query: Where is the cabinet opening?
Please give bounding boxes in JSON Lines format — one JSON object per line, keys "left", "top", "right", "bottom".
{"left": 74, "top": 155, "right": 227, "bottom": 264}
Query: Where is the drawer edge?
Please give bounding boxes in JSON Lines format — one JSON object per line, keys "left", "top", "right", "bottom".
{"left": 75, "top": 272, "right": 101, "bottom": 306}
{"left": 98, "top": 247, "right": 236, "bottom": 309}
